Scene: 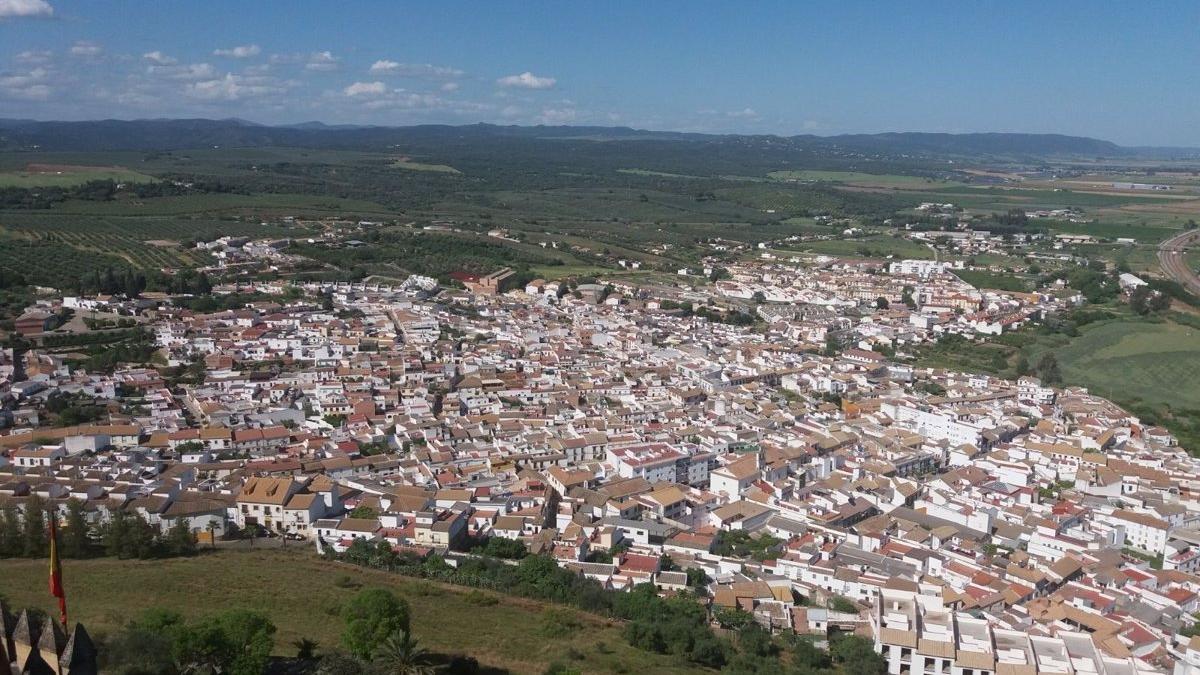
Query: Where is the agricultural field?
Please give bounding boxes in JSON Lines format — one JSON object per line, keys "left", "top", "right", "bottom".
{"left": 2, "top": 548, "right": 705, "bottom": 674}
{"left": 953, "top": 269, "right": 1033, "bottom": 292}
{"left": 29, "top": 193, "right": 399, "bottom": 218}
{"left": 617, "top": 168, "right": 704, "bottom": 179}
{"left": 0, "top": 214, "right": 304, "bottom": 278}
{"left": 917, "top": 309, "right": 1200, "bottom": 451}
{"left": 1050, "top": 316, "right": 1200, "bottom": 410}
{"left": 776, "top": 235, "right": 936, "bottom": 260}
{"left": 927, "top": 185, "right": 1191, "bottom": 214}
{"left": 0, "top": 233, "right": 131, "bottom": 288}
{"left": 1034, "top": 218, "right": 1179, "bottom": 243}
{"left": 768, "top": 170, "right": 962, "bottom": 189}
{"left": 393, "top": 158, "right": 461, "bottom": 173}
{"left": 1072, "top": 243, "right": 1163, "bottom": 274}
{"left": 0, "top": 164, "right": 155, "bottom": 188}
{"left": 0, "top": 143, "right": 1197, "bottom": 297}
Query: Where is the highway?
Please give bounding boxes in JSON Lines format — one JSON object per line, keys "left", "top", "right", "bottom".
{"left": 1157, "top": 229, "right": 1200, "bottom": 296}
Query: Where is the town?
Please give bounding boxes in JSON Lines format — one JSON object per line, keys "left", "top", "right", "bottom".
{"left": 2, "top": 244, "right": 1197, "bottom": 674}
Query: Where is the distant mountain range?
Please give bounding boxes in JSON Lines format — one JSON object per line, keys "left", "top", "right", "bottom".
{"left": 0, "top": 117, "right": 1195, "bottom": 160}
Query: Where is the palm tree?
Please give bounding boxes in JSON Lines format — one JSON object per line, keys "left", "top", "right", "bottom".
{"left": 372, "top": 629, "right": 435, "bottom": 675}
{"left": 293, "top": 637, "right": 319, "bottom": 659}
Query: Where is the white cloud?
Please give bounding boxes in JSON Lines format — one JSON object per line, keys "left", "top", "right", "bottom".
{"left": 0, "top": 67, "right": 51, "bottom": 100}
{"left": 440, "top": 81, "right": 459, "bottom": 92}
{"left": 369, "top": 60, "right": 463, "bottom": 79}
{"left": 497, "top": 71, "right": 556, "bottom": 90}
{"left": 151, "top": 63, "right": 217, "bottom": 81}
{"left": 268, "top": 52, "right": 305, "bottom": 65}
{"left": 142, "top": 51, "right": 177, "bottom": 66}
{"left": 343, "top": 81, "right": 387, "bottom": 97}
{"left": 536, "top": 107, "right": 577, "bottom": 125}
{"left": 726, "top": 107, "right": 758, "bottom": 118}
{"left": 0, "top": 0, "right": 53, "bottom": 19}
{"left": 214, "top": 44, "right": 261, "bottom": 59}
{"left": 14, "top": 49, "right": 52, "bottom": 64}
{"left": 68, "top": 41, "right": 103, "bottom": 57}
{"left": 361, "top": 91, "right": 441, "bottom": 111}
{"left": 304, "top": 51, "right": 339, "bottom": 71}
{"left": 185, "top": 73, "right": 283, "bottom": 101}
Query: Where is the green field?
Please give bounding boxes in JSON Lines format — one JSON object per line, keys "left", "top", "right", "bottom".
{"left": 917, "top": 310, "right": 1200, "bottom": 451}
{"left": 777, "top": 235, "right": 935, "bottom": 259}
{"left": 617, "top": 168, "right": 703, "bottom": 179}
{"left": 1037, "top": 218, "right": 1179, "bottom": 243}
{"left": 0, "top": 214, "right": 303, "bottom": 280}
{"left": 1, "top": 548, "right": 705, "bottom": 674}
{"left": 953, "top": 269, "right": 1032, "bottom": 292}
{"left": 931, "top": 185, "right": 1183, "bottom": 209}
{"left": 1053, "top": 317, "right": 1200, "bottom": 409}
{"left": 393, "top": 159, "right": 461, "bottom": 174}
{"left": 25, "top": 193, "right": 399, "bottom": 218}
{"left": 0, "top": 165, "right": 155, "bottom": 188}
{"left": 768, "top": 170, "right": 960, "bottom": 189}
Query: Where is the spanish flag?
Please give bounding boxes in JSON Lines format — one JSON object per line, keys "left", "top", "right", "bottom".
{"left": 48, "top": 516, "right": 68, "bottom": 626}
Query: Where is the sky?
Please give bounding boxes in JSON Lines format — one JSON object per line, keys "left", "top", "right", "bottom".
{"left": 1, "top": 1, "right": 1198, "bottom": 146}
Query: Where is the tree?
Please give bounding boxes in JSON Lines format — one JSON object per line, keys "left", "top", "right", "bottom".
{"left": 752, "top": 291, "right": 766, "bottom": 304}
{"left": 830, "top": 634, "right": 887, "bottom": 675}
{"left": 174, "top": 609, "right": 276, "bottom": 675}
{"left": 165, "top": 519, "right": 198, "bottom": 557}
{"left": 103, "top": 510, "right": 159, "bottom": 559}
{"left": 372, "top": 629, "right": 435, "bottom": 675}
{"left": 1036, "top": 353, "right": 1062, "bottom": 387}
{"left": 713, "top": 607, "right": 756, "bottom": 630}
{"left": 22, "top": 496, "right": 48, "bottom": 557}
{"left": 688, "top": 633, "right": 727, "bottom": 668}
{"left": 827, "top": 595, "right": 859, "bottom": 613}
{"left": 874, "top": 297, "right": 889, "bottom": 310}
{"left": 1129, "top": 286, "right": 1170, "bottom": 315}
{"left": 61, "top": 498, "right": 92, "bottom": 558}
{"left": 477, "top": 536, "right": 528, "bottom": 560}
{"left": 342, "top": 588, "right": 412, "bottom": 659}
{"left": 0, "top": 505, "right": 24, "bottom": 557}
{"left": 204, "top": 520, "right": 219, "bottom": 549}
{"left": 213, "top": 609, "right": 276, "bottom": 675}
{"left": 102, "top": 613, "right": 180, "bottom": 675}
{"left": 789, "top": 636, "right": 834, "bottom": 671}
{"left": 823, "top": 333, "right": 840, "bottom": 357}
{"left": 736, "top": 623, "right": 776, "bottom": 658}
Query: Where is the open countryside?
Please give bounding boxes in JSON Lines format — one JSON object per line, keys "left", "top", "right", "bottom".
{"left": 1, "top": 4, "right": 1200, "bottom": 675}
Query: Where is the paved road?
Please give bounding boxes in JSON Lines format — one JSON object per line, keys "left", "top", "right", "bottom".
{"left": 1157, "top": 230, "right": 1200, "bottom": 296}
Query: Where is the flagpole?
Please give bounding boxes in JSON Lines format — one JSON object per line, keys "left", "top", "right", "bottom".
{"left": 48, "top": 514, "right": 68, "bottom": 628}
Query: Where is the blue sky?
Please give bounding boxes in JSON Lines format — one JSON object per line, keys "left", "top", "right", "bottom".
{"left": 1, "top": 1, "right": 1198, "bottom": 145}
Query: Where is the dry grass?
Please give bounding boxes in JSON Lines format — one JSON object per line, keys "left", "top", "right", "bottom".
{"left": 0, "top": 548, "right": 707, "bottom": 673}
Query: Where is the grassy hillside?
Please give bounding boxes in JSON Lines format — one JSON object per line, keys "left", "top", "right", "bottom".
{"left": 1, "top": 548, "right": 707, "bottom": 674}
{"left": 1052, "top": 317, "right": 1200, "bottom": 409}
{"left": 916, "top": 309, "right": 1200, "bottom": 452}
